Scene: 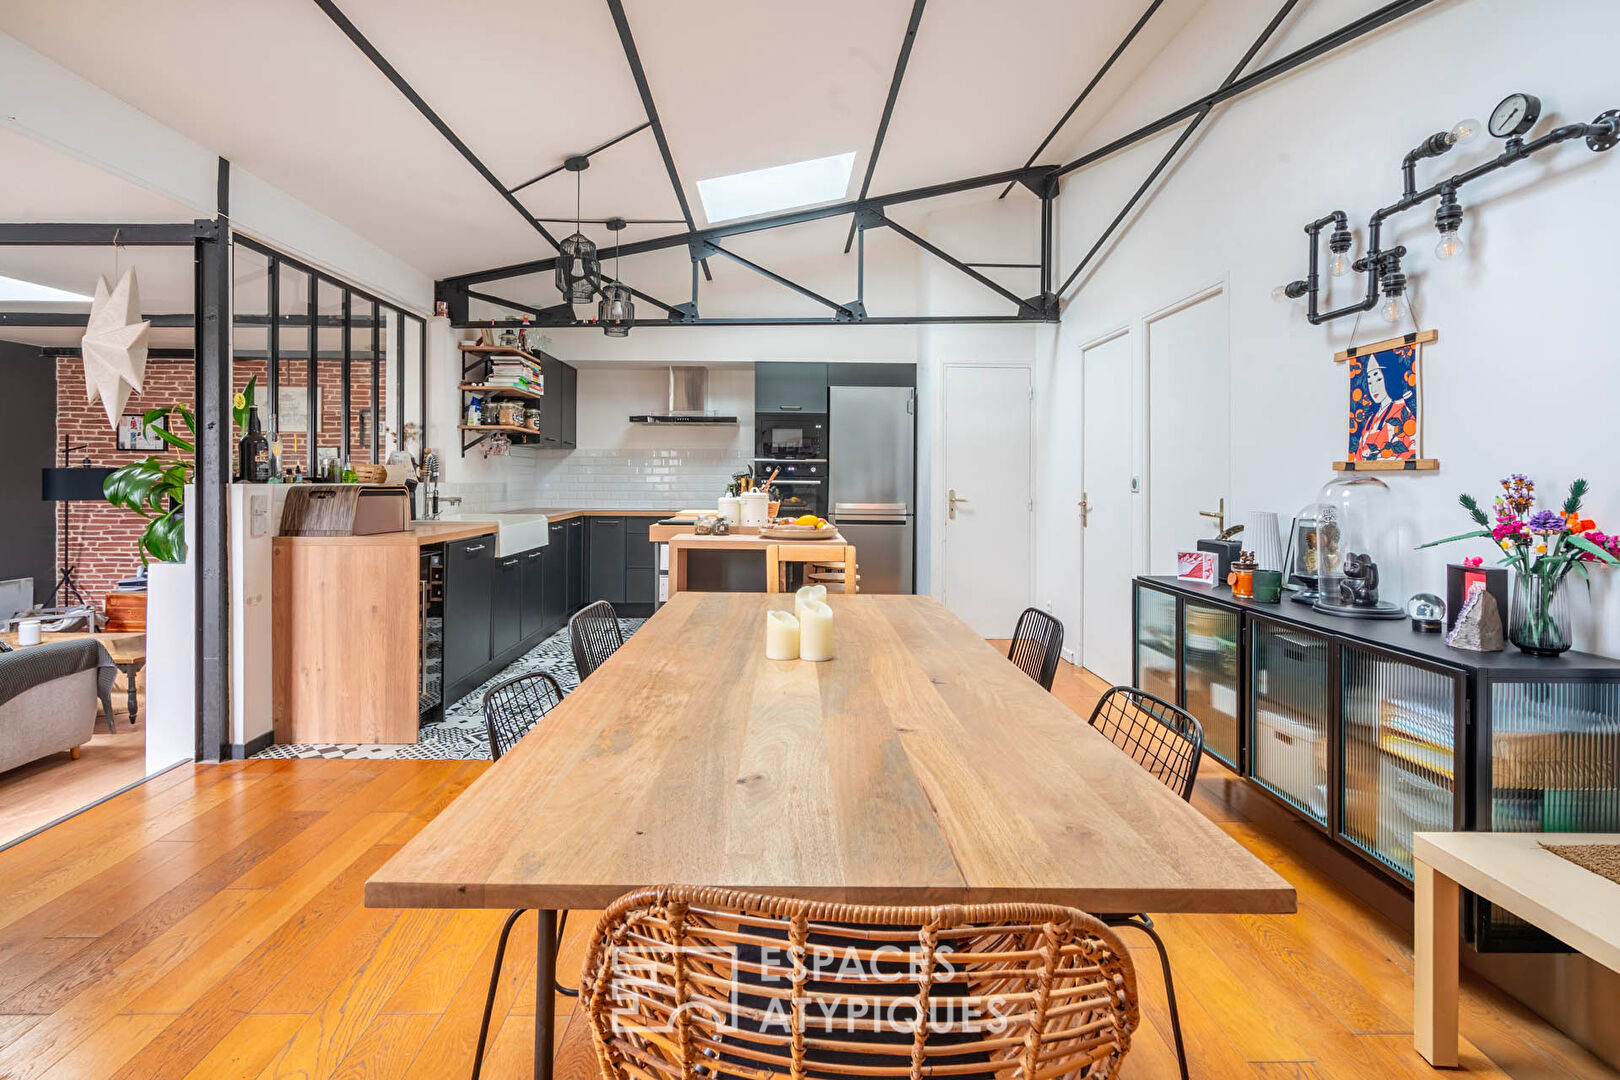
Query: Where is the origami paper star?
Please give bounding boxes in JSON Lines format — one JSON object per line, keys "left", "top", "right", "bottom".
{"left": 81, "top": 268, "right": 151, "bottom": 429}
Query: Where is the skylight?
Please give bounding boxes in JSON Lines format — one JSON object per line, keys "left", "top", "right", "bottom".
{"left": 0, "top": 274, "right": 92, "bottom": 303}
{"left": 696, "top": 151, "right": 856, "bottom": 224}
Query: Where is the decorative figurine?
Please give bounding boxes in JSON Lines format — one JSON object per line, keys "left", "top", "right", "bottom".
{"left": 1338, "top": 551, "right": 1381, "bottom": 608}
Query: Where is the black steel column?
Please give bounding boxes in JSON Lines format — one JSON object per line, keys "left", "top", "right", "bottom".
{"left": 267, "top": 254, "right": 280, "bottom": 437}
{"left": 394, "top": 308, "right": 405, "bottom": 458}
{"left": 534, "top": 909, "right": 557, "bottom": 1080}
{"left": 340, "top": 291, "right": 352, "bottom": 462}
{"left": 306, "top": 273, "right": 319, "bottom": 476}
{"left": 192, "top": 162, "right": 231, "bottom": 763}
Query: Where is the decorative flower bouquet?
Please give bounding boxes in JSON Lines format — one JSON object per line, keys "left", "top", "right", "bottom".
{"left": 1421, "top": 474, "right": 1619, "bottom": 655}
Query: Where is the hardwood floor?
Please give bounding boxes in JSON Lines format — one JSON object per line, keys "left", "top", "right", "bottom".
{"left": 0, "top": 712, "right": 145, "bottom": 851}
{"left": 0, "top": 660, "right": 1612, "bottom": 1079}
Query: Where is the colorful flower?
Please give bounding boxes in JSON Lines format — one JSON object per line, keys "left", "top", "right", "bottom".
{"left": 1527, "top": 510, "right": 1567, "bottom": 534}
{"left": 1463, "top": 556, "right": 1483, "bottom": 568}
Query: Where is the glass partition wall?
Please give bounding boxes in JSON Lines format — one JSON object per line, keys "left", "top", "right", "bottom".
{"left": 233, "top": 234, "right": 424, "bottom": 477}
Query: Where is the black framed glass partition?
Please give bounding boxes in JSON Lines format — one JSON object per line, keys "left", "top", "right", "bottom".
{"left": 233, "top": 233, "right": 426, "bottom": 476}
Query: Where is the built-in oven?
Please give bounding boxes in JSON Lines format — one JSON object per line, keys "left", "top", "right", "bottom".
{"left": 754, "top": 459, "right": 825, "bottom": 516}
{"left": 756, "top": 413, "right": 826, "bottom": 461}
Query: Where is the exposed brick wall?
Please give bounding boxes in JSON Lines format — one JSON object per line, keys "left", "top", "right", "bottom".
{"left": 57, "top": 354, "right": 385, "bottom": 609}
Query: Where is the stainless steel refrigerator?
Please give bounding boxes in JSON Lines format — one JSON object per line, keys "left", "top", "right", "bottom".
{"left": 828, "top": 385, "right": 915, "bottom": 594}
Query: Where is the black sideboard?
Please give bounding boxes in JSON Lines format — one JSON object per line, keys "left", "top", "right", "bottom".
{"left": 1132, "top": 575, "right": 1620, "bottom": 952}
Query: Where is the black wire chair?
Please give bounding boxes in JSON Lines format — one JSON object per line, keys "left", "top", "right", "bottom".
{"left": 472, "top": 671, "right": 573, "bottom": 1080}
{"left": 1007, "top": 607, "right": 1064, "bottom": 691}
{"left": 1085, "top": 685, "right": 1205, "bottom": 1080}
{"left": 570, "top": 599, "right": 624, "bottom": 681}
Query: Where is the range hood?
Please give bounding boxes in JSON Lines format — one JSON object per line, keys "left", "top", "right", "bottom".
{"left": 629, "top": 366, "right": 738, "bottom": 425}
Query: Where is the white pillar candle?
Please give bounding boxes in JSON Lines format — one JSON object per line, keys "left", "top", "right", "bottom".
{"left": 794, "top": 584, "right": 827, "bottom": 624}
{"left": 764, "top": 609, "right": 800, "bottom": 661}
{"left": 798, "top": 599, "right": 834, "bottom": 662}
{"left": 16, "top": 619, "right": 41, "bottom": 647}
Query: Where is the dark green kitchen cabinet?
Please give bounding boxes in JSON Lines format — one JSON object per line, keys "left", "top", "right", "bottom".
{"left": 443, "top": 535, "right": 492, "bottom": 702}
{"left": 588, "top": 517, "right": 626, "bottom": 605}
{"left": 519, "top": 546, "right": 546, "bottom": 642}
{"left": 755, "top": 362, "right": 827, "bottom": 414}
{"left": 537, "top": 355, "right": 577, "bottom": 449}
{"left": 491, "top": 554, "right": 522, "bottom": 660}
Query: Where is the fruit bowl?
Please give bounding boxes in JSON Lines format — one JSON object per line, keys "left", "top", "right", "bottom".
{"left": 760, "top": 522, "right": 840, "bottom": 541}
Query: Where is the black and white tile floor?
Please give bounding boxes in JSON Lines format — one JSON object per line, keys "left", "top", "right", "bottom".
{"left": 253, "top": 618, "right": 645, "bottom": 761}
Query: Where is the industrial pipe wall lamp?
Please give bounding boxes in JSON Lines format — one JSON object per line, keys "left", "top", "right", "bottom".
{"left": 1275, "top": 92, "right": 1619, "bottom": 325}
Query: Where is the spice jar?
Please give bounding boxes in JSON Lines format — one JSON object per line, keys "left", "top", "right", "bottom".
{"left": 497, "top": 401, "right": 524, "bottom": 427}
{"left": 1229, "top": 550, "right": 1258, "bottom": 599}
{"left": 524, "top": 407, "right": 542, "bottom": 431}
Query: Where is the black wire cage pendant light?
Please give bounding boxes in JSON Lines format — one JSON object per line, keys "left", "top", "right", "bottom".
{"left": 598, "top": 217, "right": 634, "bottom": 337}
{"left": 555, "top": 157, "right": 600, "bottom": 304}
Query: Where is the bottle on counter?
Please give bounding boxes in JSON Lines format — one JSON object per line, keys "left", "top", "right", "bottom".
{"left": 238, "top": 406, "right": 272, "bottom": 483}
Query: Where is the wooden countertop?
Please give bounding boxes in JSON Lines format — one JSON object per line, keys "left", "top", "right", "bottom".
{"left": 272, "top": 520, "right": 497, "bottom": 547}
{"left": 367, "top": 593, "right": 1296, "bottom": 914}
{"left": 502, "top": 507, "right": 685, "bottom": 521}
{"left": 665, "top": 530, "right": 844, "bottom": 550}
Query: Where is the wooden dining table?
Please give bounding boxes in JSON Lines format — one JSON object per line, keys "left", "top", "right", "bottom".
{"left": 367, "top": 592, "right": 1295, "bottom": 1079}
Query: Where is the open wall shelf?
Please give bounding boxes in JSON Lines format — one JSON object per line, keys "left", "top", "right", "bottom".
{"left": 458, "top": 344, "right": 577, "bottom": 455}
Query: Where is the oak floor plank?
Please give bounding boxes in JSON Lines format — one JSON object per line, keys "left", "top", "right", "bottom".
{"left": 401, "top": 909, "right": 535, "bottom": 1078}
{"left": 325, "top": 1012, "right": 439, "bottom": 1080}
{"left": 175, "top": 1014, "right": 304, "bottom": 1080}
{"left": 379, "top": 906, "right": 504, "bottom": 1015}
{"left": 33, "top": 1012, "right": 173, "bottom": 1080}
{"left": 253, "top": 902, "right": 401, "bottom": 1014}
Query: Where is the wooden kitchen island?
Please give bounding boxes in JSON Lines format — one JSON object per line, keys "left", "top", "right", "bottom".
{"left": 666, "top": 530, "right": 853, "bottom": 595}
{"left": 271, "top": 521, "right": 495, "bottom": 745}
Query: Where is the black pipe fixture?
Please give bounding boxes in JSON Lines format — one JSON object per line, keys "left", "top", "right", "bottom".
{"left": 1274, "top": 92, "right": 1619, "bottom": 325}
{"left": 555, "top": 156, "right": 601, "bottom": 304}
{"left": 597, "top": 217, "right": 635, "bottom": 337}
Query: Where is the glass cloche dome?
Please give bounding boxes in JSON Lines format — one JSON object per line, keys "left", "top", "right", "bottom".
{"left": 1312, "top": 476, "right": 1408, "bottom": 619}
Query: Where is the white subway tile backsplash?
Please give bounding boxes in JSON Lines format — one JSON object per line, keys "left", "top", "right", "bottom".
{"left": 435, "top": 447, "right": 751, "bottom": 512}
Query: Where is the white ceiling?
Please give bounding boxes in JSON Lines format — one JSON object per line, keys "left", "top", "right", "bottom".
{"left": 0, "top": 0, "right": 1202, "bottom": 294}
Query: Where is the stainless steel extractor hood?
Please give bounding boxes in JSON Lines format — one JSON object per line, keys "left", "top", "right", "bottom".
{"left": 629, "top": 366, "right": 738, "bottom": 424}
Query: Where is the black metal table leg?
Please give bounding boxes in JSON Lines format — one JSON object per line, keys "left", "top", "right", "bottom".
{"left": 534, "top": 908, "right": 557, "bottom": 1080}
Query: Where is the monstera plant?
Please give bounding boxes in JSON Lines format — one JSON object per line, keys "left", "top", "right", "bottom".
{"left": 103, "top": 376, "right": 256, "bottom": 564}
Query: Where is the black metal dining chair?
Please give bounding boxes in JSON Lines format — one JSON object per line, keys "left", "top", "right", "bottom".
{"left": 1008, "top": 606, "right": 1065, "bottom": 690}
{"left": 1085, "top": 685, "right": 1205, "bottom": 1080}
{"left": 570, "top": 600, "right": 624, "bottom": 681}
{"left": 473, "top": 671, "right": 573, "bottom": 1080}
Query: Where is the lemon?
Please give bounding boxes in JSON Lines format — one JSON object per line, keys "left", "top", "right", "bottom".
{"left": 793, "top": 514, "right": 820, "bottom": 527}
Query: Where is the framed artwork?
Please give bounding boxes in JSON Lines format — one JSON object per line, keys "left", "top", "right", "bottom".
{"left": 1331, "top": 330, "right": 1439, "bottom": 472}
{"left": 116, "top": 412, "right": 167, "bottom": 451}
{"left": 1445, "top": 563, "right": 1507, "bottom": 633}
{"left": 1176, "top": 550, "right": 1218, "bottom": 585}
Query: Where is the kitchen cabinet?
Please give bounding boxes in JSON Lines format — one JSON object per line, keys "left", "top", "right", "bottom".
{"left": 543, "top": 523, "right": 567, "bottom": 634}
{"left": 491, "top": 554, "right": 522, "bottom": 660}
{"left": 828, "top": 362, "right": 915, "bottom": 388}
{"left": 755, "top": 362, "right": 827, "bottom": 414}
{"left": 519, "top": 546, "right": 546, "bottom": 643}
{"left": 443, "top": 535, "right": 493, "bottom": 701}
{"left": 566, "top": 518, "right": 585, "bottom": 612}
{"left": 589, "top": 518, "right": 626, "bottom": 604}
{"left": 538, "top": 355, "right": 577, "bottom": 448}
{"left": 625, "top": 517, "right": 656, "bottom": 608}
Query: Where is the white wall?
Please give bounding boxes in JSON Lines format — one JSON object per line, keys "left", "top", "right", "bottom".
{"left": 1046, "top": 0, "right": 1620, "bottom": 657}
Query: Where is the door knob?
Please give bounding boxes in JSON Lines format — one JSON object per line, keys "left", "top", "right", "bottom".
{"left": 1079, "top": 493, "right": 1091, "bottom": 527}
{"left": 1198, "top": 497, "right": 1226, "bottom": 534}
{"left": 948, "top": 488, "right": 969, "bottom": 520}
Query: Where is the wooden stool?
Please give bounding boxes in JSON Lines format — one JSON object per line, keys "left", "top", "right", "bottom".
{"left": 765, "top": 544, "right": 858, "bottom": 594}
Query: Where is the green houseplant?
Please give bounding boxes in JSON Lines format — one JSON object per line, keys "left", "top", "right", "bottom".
{"left": 102, "top": 376, "right": 256, "bottom": 564}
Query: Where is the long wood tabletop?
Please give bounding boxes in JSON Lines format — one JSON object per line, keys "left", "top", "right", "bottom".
{"left": 366, "top": 592, "right": 1295, "bottom": 915}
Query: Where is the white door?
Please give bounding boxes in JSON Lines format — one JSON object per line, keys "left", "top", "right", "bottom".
{"left": 1080, "top": 332, "right": 1135, "bottom": 685}
{"left": 1147, "top": 287, "right": 1230, "bottom": 574}
{"left": 941, "top": 364, "right": 1033, "bottom": 637}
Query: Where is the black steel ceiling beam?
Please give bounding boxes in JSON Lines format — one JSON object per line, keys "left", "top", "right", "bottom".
{"left": 998, "top": 0, "right": 1164, "bottom": 199}
{"left": 0, "top": 311, "right": 193, "bottom": 328}
{"left": 1058, "top": 0, "right": 1442, "bottom": 178}
{"left": 528, "top": 217, "right": 686, "bottom": 226}
{"left": 599, "top": 276, "right": 685, "bottom": 319}
{"left": 458, "top": 313, "right": 1048, "bottom": 328}
{"left": 697, "top": 241, "right": 856, "bottom": 320}
{"left": 1056, "top": 0, "right": 1302, "bottom": 297}
{"left": 507, "top": 121, "right": 652, "bottom": 195}
{"left": 39, "top": 345, "right": 195, "bottom": 359}
{"left": 310, "top": 0, "right": 563, "bottom": 254}
{"left": 464, "top": 288, "right": 574, "bottom": 323}
{"left": 873, "top": 214, "right": 1038, "bottom": 314}
{"left": 843, "top": 0, "right": 928, "bottom": 253}
{"left": 441, "top": 164, "right": 1050, "bottom": 287}
{"left": 603, "top": 0, "right": 711, "bottom": 282}
{"left": 0, "top": 221, "right": 215, "bottom": 245}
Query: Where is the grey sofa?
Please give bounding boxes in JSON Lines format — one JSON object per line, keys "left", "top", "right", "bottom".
{"left": 0, "top": 640, "right": 115, "bottom": 774}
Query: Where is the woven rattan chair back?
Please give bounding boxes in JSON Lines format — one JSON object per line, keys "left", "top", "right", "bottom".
{"left": 1008, "top": 607, "right": 1064, "bottom": 691}
{"left": 571, "top": 600, "right": 625, "bottom": 681}
{"left": 581, "top": 886, "right": 1139, "bottom": 1080}
{"left": 481, "top": 671, "right": 565, "bottom": 761}
{"left": 1086, "top": 686, "right": 1204, "bottom": 802}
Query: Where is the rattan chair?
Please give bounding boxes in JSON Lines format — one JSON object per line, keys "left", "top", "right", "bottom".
{"left": 1085, "top": 685, "right": 1205, "bottom": 1080}
{"left": 571, "top": 600, "right": 625, "bottom": 681}
{"left": 1008, "top": 607, "right": 1065, "bottom": 691}
{"left": 579, "top": 886, "right": 1139, "bottom": 1080}
{"left": 473, "top": 671, "right": 572, "bottom": 1080}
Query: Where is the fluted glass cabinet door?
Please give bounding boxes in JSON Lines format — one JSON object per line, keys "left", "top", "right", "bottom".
{"left": 1490, "top": 681, "right": 1620, "bottom": 832}
{"left": 1182, "top": 601, "right": 1240, "bottom": 767}
{"left": 1135, "top": 586, "right": 1178, "bottom": 705}
{"left": 1250, "top": 621, "right": 1331, "bottom": 824}
{"left": 1339, "top": 647, "right": 1459, "bottom": 878}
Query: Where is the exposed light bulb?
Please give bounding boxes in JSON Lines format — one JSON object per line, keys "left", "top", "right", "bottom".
{"left": 571, "top": 256, "right": 584, "bottom": 278}
{"left": 1449, "top": 117, "right": 1482, "bottom": 145}
{"left": 1381, "top": 294, "right": 1405, "bottom": 324}
{"left": 1435, "top": 231, "right": 1465, "bottom": 260}
{"left": 1329, "top": 251, "right": 1352, "bottom": 277}
{"left": 1272, "top": 283, "right": 1292, "bottom": 302}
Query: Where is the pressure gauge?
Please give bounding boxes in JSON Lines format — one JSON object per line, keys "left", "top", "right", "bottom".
{"left": 1489, "top": 93, "right": 1542, "bottom": 138}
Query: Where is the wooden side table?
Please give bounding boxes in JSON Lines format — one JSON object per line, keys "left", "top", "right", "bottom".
{"left": 0, "top": 630, "right": 146, "bottom": 731}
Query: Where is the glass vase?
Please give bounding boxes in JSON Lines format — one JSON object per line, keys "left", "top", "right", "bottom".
{"left": 1509, "top": 573, "right": 1571, "bottom": 657}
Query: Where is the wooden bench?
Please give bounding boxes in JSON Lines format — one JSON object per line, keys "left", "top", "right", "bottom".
{"left": 1414, "top": 831, "right": 1620, "bottom": 1066}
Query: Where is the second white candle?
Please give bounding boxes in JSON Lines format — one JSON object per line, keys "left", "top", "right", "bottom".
{"left": 798, "top": 599, "right": 834, "bottom": 662}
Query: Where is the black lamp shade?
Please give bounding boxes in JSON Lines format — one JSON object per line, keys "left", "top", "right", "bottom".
{"left": 42, "top": 467, "right": 116, "bottom": 502}
{"left": 556, "top": 232, "right": 600, "bottom": 304}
